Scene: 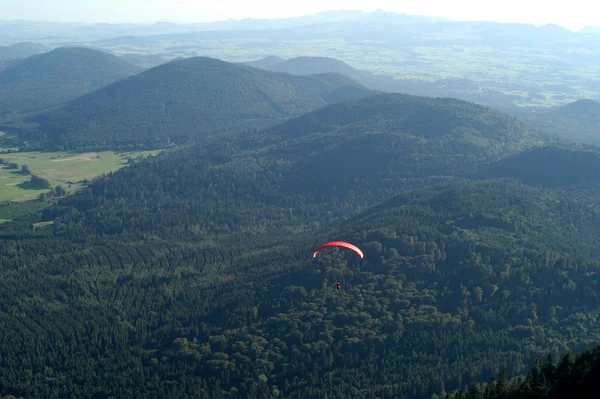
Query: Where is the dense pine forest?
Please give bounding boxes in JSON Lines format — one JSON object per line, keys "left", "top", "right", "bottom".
{"left": 2, "top": 88, "right": 600, "bottom": 398}
{"left": 447, "top": 345, "right": 600, "bottom": 398}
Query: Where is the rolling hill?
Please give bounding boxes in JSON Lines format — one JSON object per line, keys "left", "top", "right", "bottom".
{"left": 0, "top": 42, "right": 48, "bottom": 60}
{"left": 23, "top": 56, "right": 374, "bottom": 149}
{"left": 486, "top": 145, "right": 600, "bottom": 188}
{"left": 245, "top": 55, "right": 527, "bottom": 108}
{"left": 516, "top": 99, "right": 600, "bottom": 145}
{"left": 0, "top": 46, "right": 142, "bottom": 115}
{"left": 32, "top": 93, "right": 547, "bottom": 240}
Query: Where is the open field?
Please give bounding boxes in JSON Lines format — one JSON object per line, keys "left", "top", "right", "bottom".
{"left": 0, "top": 150, "right": 161, "bottom": 203}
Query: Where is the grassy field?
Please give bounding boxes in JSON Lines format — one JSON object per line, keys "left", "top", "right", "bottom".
{"left": 0, "top": 150, "right": 161, "bottom": 203}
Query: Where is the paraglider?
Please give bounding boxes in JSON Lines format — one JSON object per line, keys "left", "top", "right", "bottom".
{"left": 313, "top": 241, "right": 364, "bottom": 259}
{"left": 313, "top": 241, "right": 364, "bottom": 291}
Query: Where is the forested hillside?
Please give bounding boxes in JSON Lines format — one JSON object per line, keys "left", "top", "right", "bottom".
{"left": 0, "top": 47, "right": 141, "bottom": 115}
{"left": 2, "top": 174, "right": 600, "bottom": 397}
{"left": 22, "top": 57, "right": 374, "bottom": 150}
{"left": 447, "top": 345, "right": 600, "bottom": 398}
{"left": 31, "top": 93, "right": 547, "bottom": 235}
{"left": 2, "top": 91, "right": 599, "bottom": 399}
{"left": 487, "top": 145, "right": 600, "bottom": 188}
{"left": 516, "top": 99, "right": 600, "bottom": 145}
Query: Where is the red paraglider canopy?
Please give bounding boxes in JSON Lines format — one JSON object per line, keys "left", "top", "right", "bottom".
{"left": 313, "top": 241, "right": 364, "bottom": 259}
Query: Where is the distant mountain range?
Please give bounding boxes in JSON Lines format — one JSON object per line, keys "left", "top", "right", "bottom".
{"left": 1, "top": 10, "right": 597, "bottom": 44}
{"left": 0, "top": 10, "right": 448, "bottom": 41}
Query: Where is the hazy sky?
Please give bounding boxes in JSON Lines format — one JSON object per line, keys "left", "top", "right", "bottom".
{"left": 0, "top": 0, "right": 596, "bottom": 30}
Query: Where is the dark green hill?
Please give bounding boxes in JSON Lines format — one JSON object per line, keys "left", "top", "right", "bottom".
{"left": 486, "top": 145, "right": 600, "bottom": 188}
{"left": 266, "top": 94, "right": 544, "bottom": 198}
{"left": 518, "top": 99, "right": 600, "bottom": 145}
{"left": 0, "top": 42, "right": 48, "bottom": 60}
{"left": 25, "top": 56, "right": 374, "bottom": 149}
{"left": 0, "top": 46, "right": 142, "bottom": 115}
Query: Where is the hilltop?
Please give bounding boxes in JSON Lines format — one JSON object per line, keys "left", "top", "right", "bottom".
{"left": 24, "top": 56, "right": 374, "bottom": 149}
{"left": 0, "top": 42, "right": 48, "bottom": 60}
{"left": 0, "top": 46, "right": 142, "bottom": 115}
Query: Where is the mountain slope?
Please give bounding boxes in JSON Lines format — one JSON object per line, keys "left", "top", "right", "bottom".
{"left": 25, "top": 57, "right": 374, "bottom": 149}
{"left": 517, "top": 99, "right": 600, "bottom": 145}
{"left": 0, "top": 46, "right": 142, "bottom": 115}
{"left": 3, "top": 176, "right": 600, "bottom": 398}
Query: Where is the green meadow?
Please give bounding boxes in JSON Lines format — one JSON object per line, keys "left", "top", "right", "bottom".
{"left": 0, "top": 150, "right": 161, "bottom": 203}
